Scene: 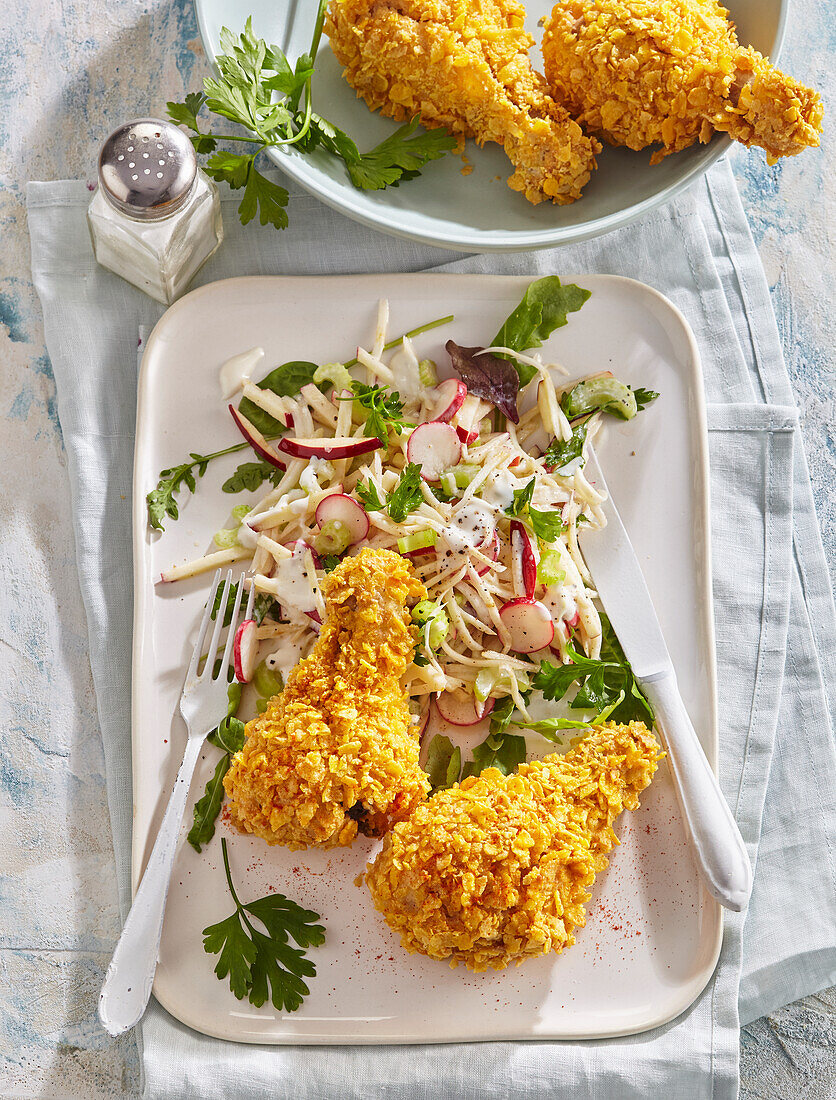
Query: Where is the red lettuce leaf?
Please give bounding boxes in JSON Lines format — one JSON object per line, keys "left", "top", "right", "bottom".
{"left": 445, "top": 341, "right": 520, "bottom": 424}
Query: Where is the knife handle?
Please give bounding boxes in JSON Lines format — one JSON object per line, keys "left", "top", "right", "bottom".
{"left": 642, "top": 672, "right": 752, "bottom": 912}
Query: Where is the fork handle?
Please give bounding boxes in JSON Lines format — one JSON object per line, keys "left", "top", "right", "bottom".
{"left": 98, "top": 735, "right": 204, "bottom": 1036}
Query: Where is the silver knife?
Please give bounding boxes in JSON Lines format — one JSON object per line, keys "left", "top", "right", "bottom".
{"left": 578, "top": 449, "right": 752, "bottom": 912}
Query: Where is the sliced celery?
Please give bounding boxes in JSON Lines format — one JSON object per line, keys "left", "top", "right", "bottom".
{"left": 418, "top": 358, "right": 438, "bottom": 387}
{"left": 315, "top": 519, "right": 351, "bottom": 555}
{"left": 412, "top": 600, "right": 449, "bottom": 650}
{"left": 562, "top": 376, "right": 637, "bottom": 420}
{"left": 253, "top": 660, "right": 283, "bottom": 699}
{"left": 213, "top": 527, "right": 240, "bottom": 550}
{"left": 313, "top": 361, "right": 353, "bottom": 393}
{"left": 397, "top": 530, "right": 437, "bottom": 554}
{"left": 231, "top": 504, "right": 252, "bottom": 521}
{"left": 537, "top": 548, "right": 566, "bottom": 587}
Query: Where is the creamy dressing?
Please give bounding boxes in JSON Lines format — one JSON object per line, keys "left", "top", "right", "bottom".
{"left": 541, "top": 584, "right": 579, "bottom": 623}
{"left": 218, "top": 347, "right": 264, "bottom": 398}
{"left": 439, "top": 503, "right": 495, "bottom": 558}
{"left": 299, "top": 458, "right": 334, "bottom": 494}
{"left": 388, "top": 339, "right": 424, "bottom": 408}
{"left": 269, "top": 550, "right": 319, "bottom": 615}
{"left": 480, "top": 467, "right": 521, "bottom": 511}
{"left": 265, "top": 635, "right": 311, "bottom": 681}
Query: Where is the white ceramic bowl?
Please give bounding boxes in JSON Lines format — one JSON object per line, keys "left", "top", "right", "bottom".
{"left": 195, "top": 0, "right": 786, "bottom": 251}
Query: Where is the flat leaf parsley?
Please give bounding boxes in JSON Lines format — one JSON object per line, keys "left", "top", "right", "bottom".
{"left": 167, "top": 9, "right": 455, "bottom": 231}
{"left": 203, "top": 838, "right": 325, "bottom": 1012}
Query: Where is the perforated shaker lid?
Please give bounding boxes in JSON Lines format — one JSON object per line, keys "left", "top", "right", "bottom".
{"left": 97, "top": 119, "right": 197, "bottom": 219}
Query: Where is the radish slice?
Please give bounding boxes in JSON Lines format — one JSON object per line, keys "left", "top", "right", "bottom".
{"left": 406, "top": 422, "right": 462, "bottom": 482}
{"left": 314, "top": 494, "right": 369, "bottom": 544}
{"left": 499, "top": 598, "right": 555, "bottom": 653}
{"left": 233, "top": 619, "right": 259, "bottom": 683}
{"left": 278, "top": 435, "right": 381, "bottom": 460}
{"left": 453, "top": 394, "right": 492, "bottom": 444}
{"left": 228, "top": 405, "right": 286, "bottom": 470}
{"left": 417, "top": 706, "right": 432, "bottom": 744}
{"left": 435, "top": 690, "right": 495, "bottom": 726}
{"left": 476, "top": 530, "right": 500, "bottom": 576}
{"left": 510, "top": 520, "right": 538, "bottom": 599}
{"left": 283, "top": 540, "right": 323, "bottom": 569}
{"left": 428, "top": 378, "right": 467, "bottom": 423}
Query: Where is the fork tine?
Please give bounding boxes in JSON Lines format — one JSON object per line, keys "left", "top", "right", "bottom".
{"left": 202, "top": 570, "right": 232, "bottom": 680}
{"left": 185, "top": 569, "right": 222, "bottom": 685}
{"left": 217, "top": 572, "right": 246, "bottom": 682}
{"left": 245, "top": 579, "right": 255, "bottom": 620}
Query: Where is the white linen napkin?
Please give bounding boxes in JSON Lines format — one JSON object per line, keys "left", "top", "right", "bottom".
{"left": 27, "top": 159, "right": 836, "bottom": 1099}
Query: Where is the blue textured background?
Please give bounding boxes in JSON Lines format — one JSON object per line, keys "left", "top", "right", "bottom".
{"left": 1, "top": 1, "right": 833, "bottom": 1095}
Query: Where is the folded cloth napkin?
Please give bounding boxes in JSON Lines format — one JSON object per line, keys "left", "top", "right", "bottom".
{"left": 27, "top": 159, "right": 836, "bottom": 1100}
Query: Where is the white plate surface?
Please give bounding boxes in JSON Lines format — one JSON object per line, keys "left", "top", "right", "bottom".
{"left": 194, "top": 0, "right": 786, "bottom": 251}
{"left": 133, "top": 274, "right": 721, "bottom": 1043}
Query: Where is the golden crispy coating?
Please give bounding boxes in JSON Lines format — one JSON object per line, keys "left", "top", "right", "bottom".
{"left": 542, "top": 0, "right": 823, "bottom": 164}
{"left": 326, "top": 0, "right": 600, "bottom": 204}
{"left": 366, "top": 722, "right": 661, "bottom": 970}
{"left": 224, "top": 548, "right": 430, "bottom": 850}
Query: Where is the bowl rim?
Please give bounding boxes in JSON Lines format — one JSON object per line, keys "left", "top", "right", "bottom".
{"left": 195, "top": 1, "right": 788, "bottom": 252}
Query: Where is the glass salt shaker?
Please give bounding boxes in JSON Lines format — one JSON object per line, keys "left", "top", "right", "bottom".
{"left": 87, "top": 119, "right": 223, "bottom": 305}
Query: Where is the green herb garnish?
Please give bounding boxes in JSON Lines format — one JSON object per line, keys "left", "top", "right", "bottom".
{"left": 222, "top": 460, "right": 284, "bottom": 495}
{"left": 203, "top": 837, "right": 325, "bottom": 1011}
{"left": 543, "top": 418, "right": 589, "bottom": 473}
{"left": 424, "top": 734, "right": 462, "bottom": 793}
{"left": 492, "top": 276, "right": 591, "bottom": 386}
{"left": 386, "top": 462, "right": 425, "bottom": 523}
{"left": 506, "top": 477, "right": 564, "bottom": 544}
{"left": 348, "top": 382, "right": 411, "bottom": 444}
{"left": 167, "top": 11, "right": 455, "bottom": 231}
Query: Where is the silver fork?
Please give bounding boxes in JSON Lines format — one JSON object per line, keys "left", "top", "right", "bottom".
{"left": 98, "top": 570, "right": 253, "bottom": 1036}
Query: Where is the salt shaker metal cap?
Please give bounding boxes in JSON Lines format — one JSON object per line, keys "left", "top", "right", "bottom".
{"left": 98, "top": 119, "right": 197, "bottom": 220}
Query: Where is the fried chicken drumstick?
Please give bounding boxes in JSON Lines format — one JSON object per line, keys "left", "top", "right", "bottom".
{"left": 366, "top": 721, "right": 661, "bottom": 971}
{"left": 326, "top": 0, "right": 601, "bottom": 204}
{"left": 224, "top": 548, "right": 429, "bottom": 850}
{"left": 542, "top": 0, "right": 823, "bottom": 164}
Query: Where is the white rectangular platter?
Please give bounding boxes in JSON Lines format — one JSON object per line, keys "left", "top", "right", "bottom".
{"left": 133, "top": 274, "right": 722, "bottom": 1044}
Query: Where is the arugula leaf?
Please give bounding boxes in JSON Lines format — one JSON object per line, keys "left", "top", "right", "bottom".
{"left": 386, "top": 463, "right": 425, "bottom": 523}
{"left": 211, "top": 581, "right": 276, "bottom": 627}
{"left": 543, "top": 417, "right": 589, "bottom": 473}
{"left": 510, "top": 694, "right": 624, "bottom": 740}
{"left": 424, "top": 734, "right": 462, "bottom": 793}
{"left": 203, "top": 838, "right": 325, "bottom": 1011}
{"left": 188, "top": 695, "right": 246, "bottom": 853}
{"left": 238, "top": 360, "right": 319, "bottom": 436}
{"left": 446, "top": 340, "right": 521, "bottom": 425}
{"left": 492, "top": 277, "right": 591, "bottom": 386}
{"left": 222, "top": 460, "right": 283, "bottom": 495}
{"left": 632, "top": 386, "right": 660, "bottom": 411}
{"left": 461, "top": 730, "right": 527, "bottom": 781}
{"left": 147, "top": 444, "right": 250, "bottom": 531}
{"left": 349, "top": 382, "right": 409, "bottom": 443}
{"left": 355, "top": 479, "right": 384, "bottom": 512}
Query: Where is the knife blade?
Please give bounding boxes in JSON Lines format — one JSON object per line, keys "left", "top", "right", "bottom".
{"left": 576, "top": 450, "right": 672, "bottom": 682}
{"left": 576, "top": 447, "right": 752, "bottom": 912}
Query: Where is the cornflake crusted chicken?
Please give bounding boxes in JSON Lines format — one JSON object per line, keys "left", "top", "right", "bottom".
{"left": 224, "top": 548, "right": 430, "bottom": 850}
{"left": 541, "top": 0, "right": 823, "bottom": 164}
{"left": 326, "top": 0, "right": 601, "bottom": 204}
{"left": 366, "top": 722, "right": 661, "bottom": 971}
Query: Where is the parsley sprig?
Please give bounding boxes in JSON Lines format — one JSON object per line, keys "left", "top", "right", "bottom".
{"left": 147, "top": 443, "right": 253, "bottom": 531}
{"left": 356, "top": 463, "right": 424, "bottom": 522}
{"left": 505, "top": 477, "right": 565, "bottom": 544}
{"left": 203, "top": 837, "right": 325, "bottom": 1011}
{"left": 348, "top": 382, "right": 412, "bottom": 444}
{"left": 167, "top": 10, "right": 455, "bottom": 230}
